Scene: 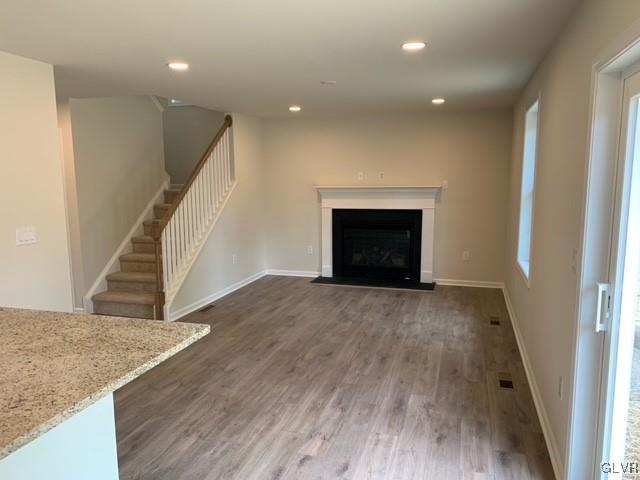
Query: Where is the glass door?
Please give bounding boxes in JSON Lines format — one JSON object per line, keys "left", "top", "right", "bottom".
{"left": 599, "top": 69, "right": 640, "bottom": 478}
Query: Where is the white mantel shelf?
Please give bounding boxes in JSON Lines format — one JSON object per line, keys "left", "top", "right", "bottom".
{"left": 314, "top": 185, "right": 442, "bottom": 192}
{"left": 316, "top": 184, "right": 441, "bottom": 284}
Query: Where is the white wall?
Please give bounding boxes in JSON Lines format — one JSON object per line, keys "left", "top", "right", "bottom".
{"left": 263, "top": 110, "right": 513, "bottom": 283}
{"left": 170, "top": 114, "right": 266, "bottom": 317}
{"left": 504, "top": 0, "right": 640, "bottom": 471}
{"left": 67, "top": 96, "right": 166, "bottom": 299}
{"left": 0, "top": 51, "right": 73, "bottom": 312}
{"left": 162, "top": 101, "right": 226, "bottom": 184}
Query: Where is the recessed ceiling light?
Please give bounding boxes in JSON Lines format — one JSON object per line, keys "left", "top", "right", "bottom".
{"left": 289, "top": 105, "right": 302, "bottom": 112}
{"left": 402, "top": 41, "right": 426, "bottom": 52}
{"left": 321, "top": 80, "right": 337, "bottom": 85}
{"left": 167, "top": 98, "right": 191, "bottom": 107}
{"left": 167, "top": 62, "right": 189, "bottom": 71}
{"left": 432, "top": 98, "right": 446, "bottom": 105}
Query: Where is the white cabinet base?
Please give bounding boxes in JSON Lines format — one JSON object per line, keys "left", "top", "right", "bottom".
{"left": 0, "top": 394, "right": 119, "bottom": 480}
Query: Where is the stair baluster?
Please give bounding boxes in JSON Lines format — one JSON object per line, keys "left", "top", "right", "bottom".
{"left": 151, "top": 115, "right": 234, "bottom": 319}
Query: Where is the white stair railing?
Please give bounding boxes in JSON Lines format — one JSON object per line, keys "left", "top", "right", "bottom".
{"left": 151, "top": 115, "right": 235, "bottom": 319}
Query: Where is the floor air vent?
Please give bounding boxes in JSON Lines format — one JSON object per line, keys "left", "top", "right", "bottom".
{"left": 499, "top": 379, "right": 514, "bottom": 389}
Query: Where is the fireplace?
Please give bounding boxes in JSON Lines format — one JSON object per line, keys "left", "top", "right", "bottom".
{"left": 315, "top": 185, "right": 441, "bottom": 285}
{"left": 332, "top": 209, "right": 422, "bottom": 283}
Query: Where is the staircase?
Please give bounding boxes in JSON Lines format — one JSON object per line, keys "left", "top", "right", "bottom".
{"left": 91, "top": 189, "right": 179, "bottom": 319}
{"left": 91, "top": 115, "right": 235, "bottom": 320}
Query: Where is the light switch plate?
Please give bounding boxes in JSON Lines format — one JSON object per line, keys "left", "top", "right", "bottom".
{"left": 16, "top": 226, "right": 37, "bottom": 246}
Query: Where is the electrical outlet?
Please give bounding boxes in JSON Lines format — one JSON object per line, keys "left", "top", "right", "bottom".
{"left": 462, "top": 250, "right": 470, "bottom": 261}
{"left": 16, "top": 226, "right": 37, "bottom": 246}
{"left": 378, "top": 171, "right": 385, "bottom": 180}
{"left": 357, "top": 171, "right": 364, "bottom": 181}
{"left": 232, "top": 254, "right": 237, "bottom": 265}
{"left": 442, "top": 180, "right": 449, "bottom": 190}
{"left": 558, "top": 376, "right": 563, "bottom": 400}
{"left": 307, "top": 245, "right": 313, "bottom": 255}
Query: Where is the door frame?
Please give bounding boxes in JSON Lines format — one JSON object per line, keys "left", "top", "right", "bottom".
{"left": 595, "top": 64, "right": 640, "bottom": 476}
{"left": 568, "top": 20, "right": 640, "bottom": 480}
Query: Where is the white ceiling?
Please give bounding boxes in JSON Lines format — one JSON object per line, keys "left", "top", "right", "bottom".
{"left": 0, "top": 0, "right": 580, "bottom": 117}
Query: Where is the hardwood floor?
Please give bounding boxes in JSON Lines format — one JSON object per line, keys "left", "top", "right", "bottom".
{"left": 115, "top": 275, "right": 554, "bottom": 480}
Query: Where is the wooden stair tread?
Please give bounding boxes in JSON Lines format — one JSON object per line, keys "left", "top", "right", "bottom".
{"left": 106, "top": 271, "right": 156, "bottom": 283}
{"left": 92, "top": 291, "right": 156, "bottom": 305}
{"left": 120, "top": 253, "right": 159, "bottom": 263}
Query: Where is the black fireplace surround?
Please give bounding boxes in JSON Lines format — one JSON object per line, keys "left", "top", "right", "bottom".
{"left": 332, "top": 209, "right": 422, "bottom": 284}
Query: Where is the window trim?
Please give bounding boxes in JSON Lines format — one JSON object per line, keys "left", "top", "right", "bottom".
{"left": 516, "top": 95, "right": 542, "bottom": 288}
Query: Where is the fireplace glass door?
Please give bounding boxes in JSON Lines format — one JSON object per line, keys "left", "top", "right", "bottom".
{"left": 332, "top": 209, "right": 422, "bottom": 283}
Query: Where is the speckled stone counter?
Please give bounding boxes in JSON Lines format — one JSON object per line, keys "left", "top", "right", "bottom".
{"left": 0, "top": 307, "right": 209, "bottom": 460}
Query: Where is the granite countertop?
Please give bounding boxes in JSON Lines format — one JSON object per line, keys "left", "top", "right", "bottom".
{"left": 0, "top": 307, "right": 209, "bottom": 460}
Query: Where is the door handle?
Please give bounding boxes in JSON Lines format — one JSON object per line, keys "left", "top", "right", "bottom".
{"left": 596, "top": 282, "right": 610, "bottom": 333}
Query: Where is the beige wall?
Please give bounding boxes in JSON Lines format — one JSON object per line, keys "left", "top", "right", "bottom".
{"left": 263, "top": 110, "right": 513, "bottom": 282}
{"left": 0, "top": 51, "right": 74, "bottom": 312}
{"left": 68, "top": 96, "right": 166, "bottom": 299}
{"left": 162, "top": 102, "right": 226, "bottom": 184}
{"left": 57, "top": 101, "right": 85, "bottom": 309}
{"left": 170, "top": 113, "right": 266, "bottom": 316}
{"left": 504, "top": 0, "right": 640, "bottom": 469}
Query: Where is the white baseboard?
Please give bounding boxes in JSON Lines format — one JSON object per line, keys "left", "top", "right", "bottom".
{"left": 73, "top": 307, "right": 85, "bottom": 314}
{"left": 434, "top": 278, "right": 504, "bottom": 289}
{"left": 265, "top": 269, "right": 321, "bottom": 278}
{"left": 83, "top": 177, "right": 169, "bottom": 313}
{"left": 168, "top": 270, "right": 267, "bottom": 321}
{"left": 502, "top": 287, "right": 563, "bottom": 480}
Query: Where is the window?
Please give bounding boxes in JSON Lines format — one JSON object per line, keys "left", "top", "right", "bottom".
{"left": 517, "top": 99, "right": 540, "bottom": 281}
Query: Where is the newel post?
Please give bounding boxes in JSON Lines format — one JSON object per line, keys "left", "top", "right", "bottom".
{"left": 151, "top": 225, "right": 165, "bottom": 320}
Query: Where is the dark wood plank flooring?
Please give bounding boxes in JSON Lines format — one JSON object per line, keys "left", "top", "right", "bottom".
{"left": 115, "top": 275, "right": 554, "bottom": 480}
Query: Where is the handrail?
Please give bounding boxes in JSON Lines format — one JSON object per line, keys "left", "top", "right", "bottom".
{"left": 151, "top": 114, "right": 234, "bottom": 320}
{"left": 154, "top": 114, "right": 233, "bottom": 238}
